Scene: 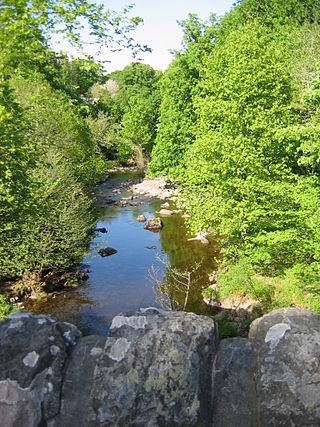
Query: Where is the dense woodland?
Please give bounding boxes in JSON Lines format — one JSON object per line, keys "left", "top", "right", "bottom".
{"left": 2, "top": 0, "right": 320, "bottom": 316}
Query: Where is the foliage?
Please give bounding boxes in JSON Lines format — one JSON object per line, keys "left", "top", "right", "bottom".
{"left": 0, "top": 79, "right": 31, "bottom": 231}
{"left": 148, "top": 57, "right": 197, "bottom": 176}
{"left": 86, "top": 62, "right": 161, "bottom": 164}
{"left": 10, "top": 73, "right": 106, "bottom": 184}
{"left": 0, "top": 73, "right": 99, "bottom": 277}
{"left": 0, "top": 0, "right": 147, "bottom": 75}
{"left": 0, "top": 295, "right": 15, "bottom": 319}
{"left": 53, "top": 55, "right": 105, "bottom": 108}
{"left": 121, "top": 92, "right": 159, "bottom": 154}
{"left": 149, "top": 14, "right": 216, "bottom": 177}
{"left": 181, "top": 19, "right": 320, "bottom": 277}
{"left": 215, "top": 319, "right": 239, "bottom": 339}
{"left": 213, "top": 258, "right": 320, "bottom": 313}
{"left": 0, "top": 0, "right": 158, "bottom": 286}
{"left": 149, "top": 0, "right": 320, "bottom": 311}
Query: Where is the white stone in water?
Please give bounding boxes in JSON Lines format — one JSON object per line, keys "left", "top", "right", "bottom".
{"left": 108, "top": 338, "right": 131, "bottom": 362}
{"left": 37, "top": 318, "right": 47, "bottom": 325}
{"left": 50, "top": 345, "right": 60, "bottom": 356}
{"left": 23, "top": 351, "right": 39, "bottom": 368}
{"left": 265, "top": 323, "right": 291, "bottom": 352}
{"left": 110, "top": 315, "right": 147, "bottom": 330}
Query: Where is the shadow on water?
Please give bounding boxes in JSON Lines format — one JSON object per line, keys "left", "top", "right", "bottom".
{"left": 26, "top": 171, "right": 219, "bottom": 335}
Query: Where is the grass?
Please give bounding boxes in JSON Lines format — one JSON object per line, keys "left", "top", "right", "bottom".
{"left": 211, "top": 258, "right": 320, "bottom": 314}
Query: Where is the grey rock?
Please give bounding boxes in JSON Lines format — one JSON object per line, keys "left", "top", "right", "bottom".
{"left": 104, "top": 199, "right": 116, "bottom": 205}
{"left": 51, "top": 335, "right": 105, "bottom": 427}
{"left": 212, "top": 338, "right": 259, "bottom": 427}
{"left": 2, "top": 308, "right": 320, "bottom": 427}
{"left": 182, "top": 213, "right": 191, "bottom": 219}
{"left": 0, "top": 311, "right": 81, "bottom": 426}
{"left": 98, "top": 247, "right": 117, "bottom": 257}
{"left": 249, "top": 308, "right": 320, "bottom": 426}
{"left": 90, "top": 309, "right": 218, "bottom": 427}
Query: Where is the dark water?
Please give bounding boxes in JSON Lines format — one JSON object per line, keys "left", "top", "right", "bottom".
{"left": 26, "top": 171, "right": 219, "bottom": 335}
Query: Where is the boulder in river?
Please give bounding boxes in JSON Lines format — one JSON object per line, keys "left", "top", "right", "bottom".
{"left": 160, "top": 202, "right": 170, "bottom": 209}
{"left": 96, "top": 227, "right": 108, "bottom": 234}
{"left": 98, "top": 247, "right": 117, "bottom": 257}
{"left": 136, "top": 214, "right": 146, "bottom": 222}
{"left": 182, "top": 213, "right": 191, "bottom": 219}
{"left": 156, "top": 208, "right": 173, "bottom": 217}
{"left": 144, "top": 217, "right": 163, "bottom": 231}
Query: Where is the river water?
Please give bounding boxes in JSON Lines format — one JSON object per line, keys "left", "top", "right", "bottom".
{"left": 26, "top": 171, "right": 219, "bottom": 335}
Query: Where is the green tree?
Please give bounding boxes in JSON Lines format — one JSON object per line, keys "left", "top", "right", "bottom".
{"left": 87, "top": 63, "right": 161, "bottom": 163}
{"left": 177, "top": 2, "right": 320, "bottom": 286}
{"left": 149, "top": 14, "right": 216, "bottom": 177}
{"left": 121, "top": 91, "right": 159, "bottom": 155}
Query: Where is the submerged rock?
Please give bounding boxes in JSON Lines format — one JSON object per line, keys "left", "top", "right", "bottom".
{"left": 98, "top": 247, "right": 117, "bottom": 257}
{"left": 144, "top": 217, "right": 163, "bottom": 231}
{"left": 136, "top": 214, "right": 146, "bottom": 222}
{"left": 78, "top": 272, "right": 89, "bottom": 281}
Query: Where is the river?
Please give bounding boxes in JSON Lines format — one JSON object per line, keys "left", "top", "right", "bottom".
{"left": 26, "top": 171, "right": 219, "bottom": 335}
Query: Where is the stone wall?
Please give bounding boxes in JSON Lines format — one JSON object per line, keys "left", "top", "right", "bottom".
{"left": 0, "top": 307, "right": 320, "bottom": 426}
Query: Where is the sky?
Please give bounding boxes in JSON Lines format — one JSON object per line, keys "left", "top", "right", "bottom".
{"left": 52, "top": 0, "right": 235, "bottom": 73}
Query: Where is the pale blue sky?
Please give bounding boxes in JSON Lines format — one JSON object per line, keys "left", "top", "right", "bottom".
{"left": 53, "top": 1, "right": 235, "bottom": 72}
